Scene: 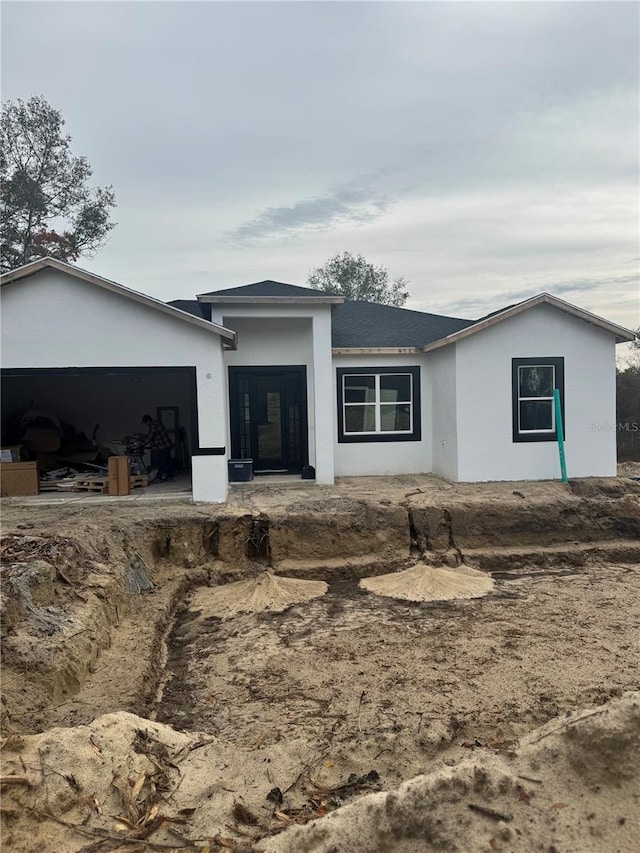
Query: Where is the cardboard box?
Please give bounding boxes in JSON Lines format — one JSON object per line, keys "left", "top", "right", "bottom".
{"left": 108, "top": 456, "right": 130, "bottom": 497}
{"left": 0, "top": 445, "right": 22, "bottom": 462}
{"left": 0, "top": 461, "right": 39, "bottom": 496}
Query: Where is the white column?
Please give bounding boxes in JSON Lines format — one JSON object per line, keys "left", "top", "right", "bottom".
{"left": 311, "top": 310, "right": 335, "bottom": 484}
{"left": 192, "top": 456, "right": 228, "bottom": 502}
{"left": 191, "top": 344, "right": 229, "bottom": 502}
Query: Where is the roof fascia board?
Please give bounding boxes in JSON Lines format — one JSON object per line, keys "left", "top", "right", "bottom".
{"left": 197, "top": 294, "right": 344, "bottom": 305}
{"left": 1, "top": 258, "right": 238, "bottom": 349}
{"left": 332, "top": 347, "right": 422, "bottom": 355}
{"left": 423, "top": 293, "right": 635, "bottom": 352}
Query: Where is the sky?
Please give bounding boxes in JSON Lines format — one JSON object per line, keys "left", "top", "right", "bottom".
{"left": 2, "top": 0, "right": 639, "bottom": 330}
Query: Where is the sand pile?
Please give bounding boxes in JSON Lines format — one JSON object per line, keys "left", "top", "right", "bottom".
{"left": 2, "top": 693, "right": 638, "bottom": 852}
{"left": 262, "top": 691, "right": 640, "bottom": 852}
{"left": 360, "top": 562, "right": 494, "bottom": 602}
{"left": 190, "top": 571, "right": 328, "bottom": 619}
{"left": 0, "top": 712, "right": 194, "bottom": 853}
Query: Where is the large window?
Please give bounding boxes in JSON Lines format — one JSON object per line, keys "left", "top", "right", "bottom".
{"left": 512, "top": 357, "right": 564, "bottom": 443}
{"left": 337, "top": 366, "right": 421, "bottom": 443}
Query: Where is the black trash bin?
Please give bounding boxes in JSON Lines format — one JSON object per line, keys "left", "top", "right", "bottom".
{"left": 228, "top": 459, "right": 254, "bottom": 482}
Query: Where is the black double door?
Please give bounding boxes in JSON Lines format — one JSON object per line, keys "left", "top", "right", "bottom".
{"left": 229, "top": 367, "right": 308, "bottom": 474}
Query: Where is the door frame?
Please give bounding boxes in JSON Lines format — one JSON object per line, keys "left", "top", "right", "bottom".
{"left": 228, "top": 365, "right": 309, "bottom": 474}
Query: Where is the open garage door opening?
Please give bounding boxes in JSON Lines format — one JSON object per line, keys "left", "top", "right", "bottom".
{"left": 1, "top": 366, "right": 198, "bottom": 497}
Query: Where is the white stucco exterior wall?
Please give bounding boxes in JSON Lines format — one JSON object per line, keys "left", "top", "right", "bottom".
{"left": 1, "top": 269, "right": 229, "bottom": 502}
{"left": 223, "top": 317, "right": 314, "bottom": 365}
{"left": 218, "top": 304, "right": 334, "bottom": 483}
{"left": 428, "top": 346, "right": 458, "bottom": 480}
{"left": 332, "top": 354, "right": 432, "bottom": 476}
{"left": 454, "top": 303, "right": 618, "bottom": 481}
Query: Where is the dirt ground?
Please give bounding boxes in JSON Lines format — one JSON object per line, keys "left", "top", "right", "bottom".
{"left": 1, "top": 469, "right": 640, "bottom": 851}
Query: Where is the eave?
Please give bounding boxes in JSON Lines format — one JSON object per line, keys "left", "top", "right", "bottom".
{"left": 332, "top": 347, "right": 422, "bottom": 355}
{"left": 197, "top": 295, "right": 344, "bottom": 305}
{"left": 423, "top": 292, "right": 636, "bottom": 352}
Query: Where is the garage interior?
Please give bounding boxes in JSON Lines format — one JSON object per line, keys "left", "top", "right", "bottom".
{"left": 1, "top": 367, "right": 197, "bottom": 497}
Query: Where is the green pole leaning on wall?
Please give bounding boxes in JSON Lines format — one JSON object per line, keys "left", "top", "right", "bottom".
{"left": 553, "top": 388, "right": 568, "bottom": 483}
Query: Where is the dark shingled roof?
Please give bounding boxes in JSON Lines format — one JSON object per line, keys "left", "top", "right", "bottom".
{"left": 168, "top": 289, "right": 476, "bottom": 347}
{"left": 198, "top": 280, "right": 329, "bottom": 298}
{"left": 168, "top": 299, "right": 206, "bottom": 318}
{"left": 331, "top": 301, "right": 475, "bottom": 348}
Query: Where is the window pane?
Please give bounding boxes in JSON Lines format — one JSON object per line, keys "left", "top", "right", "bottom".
{"left": 380, "top": 374, "right": 411, "bottom": 403}
{"left": 344, "top": 375, "right": 376, "bottom": 403}
{"left": 345, "top": 405, "right": 376, "bottom": 433}
{"left": 519, "top": 365, "right": 554, "bottom": 397}
{"left": 238, "top": 378, "right": 251, "bottom": 458}
{"left": 520, "top": 400, "right": 553, "bottom": 431}
{"left": 380, "top": 404, "right": 411, "bottom": 431}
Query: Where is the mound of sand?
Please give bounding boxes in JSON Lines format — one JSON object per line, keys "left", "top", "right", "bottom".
{"left": 0, "top": 712, "right": 194, "bottom": 853}
{"left": 359, "top": 562, "right": 494, "bottom": 602}
{"left": 190, "top": 571, "right": 328, "bottom": 619}
{"left": 2, "top": 694, "right": 638, "bottom": 853}
{"left": 263, "top": 691, "right": 640, "bottom": 852}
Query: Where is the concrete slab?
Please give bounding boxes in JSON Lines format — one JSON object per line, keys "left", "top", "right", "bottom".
{"left": 6, "top": 472, "right": 193, "bottom": 506}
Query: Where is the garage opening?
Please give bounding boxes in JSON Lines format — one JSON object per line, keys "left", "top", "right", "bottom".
{"left": 1, "top": 366, "right": 198, "bottom": 497}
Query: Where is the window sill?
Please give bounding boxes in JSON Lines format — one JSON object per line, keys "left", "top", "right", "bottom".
{"left": 513, "top": 432, "right": 558, "bottom": 443}
{"left": 339, "top": 432, "right": 422, "bottom": 444}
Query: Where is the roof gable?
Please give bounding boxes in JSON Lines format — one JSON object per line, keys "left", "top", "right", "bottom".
{"left": 197, "top": 279, "right": 344, "bottom": 303}
{"left": 1, "top": 258, "right": 236, "bottom": 347}
{"left": 423, "top": 292, "right": 635, "bottom": 351}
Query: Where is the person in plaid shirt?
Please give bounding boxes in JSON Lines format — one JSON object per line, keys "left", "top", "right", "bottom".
{"left": 141, "top": 415, "right": 174, "bottom": 482}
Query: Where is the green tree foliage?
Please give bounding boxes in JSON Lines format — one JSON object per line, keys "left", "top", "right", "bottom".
{"left": 616, "top": 330, "right": 640, "bottom": 461}
{"left": 307, "top": 251, "right": 409, "bottom": 306}
{"left": 1, "top": 95, "right": 116, "bottom": 272}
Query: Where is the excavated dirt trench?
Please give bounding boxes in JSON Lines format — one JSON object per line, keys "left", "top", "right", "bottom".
{"left": 2, "top": 485, "right": 639, "bottom": 736}
{"left": 1, "top": 475, "right": 640, "bottom": 852}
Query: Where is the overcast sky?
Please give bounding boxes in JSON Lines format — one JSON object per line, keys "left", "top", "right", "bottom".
{"left": 2, "top": 1, "right": 639, "bottom": 328}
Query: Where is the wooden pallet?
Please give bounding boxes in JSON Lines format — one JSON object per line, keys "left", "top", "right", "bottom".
{"left": 74, "top": 477, "right": 108, "bottom": 494}
{"left": 71, "top": 474, "right": 149, "bottom": 494}
{"left": 38, "top": 480, "right": 62, "bottom": 491}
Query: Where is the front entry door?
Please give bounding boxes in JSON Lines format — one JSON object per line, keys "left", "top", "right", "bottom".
{"left": 229, "top": 367, "right": 308, "bottom": 474}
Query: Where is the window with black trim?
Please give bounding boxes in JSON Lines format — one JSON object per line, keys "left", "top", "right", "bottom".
{"left": 337, "top": 366, "right": 421, "bottom": 443}
{"left": 512, "top": 357, "right": 565, "bottom": 443}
